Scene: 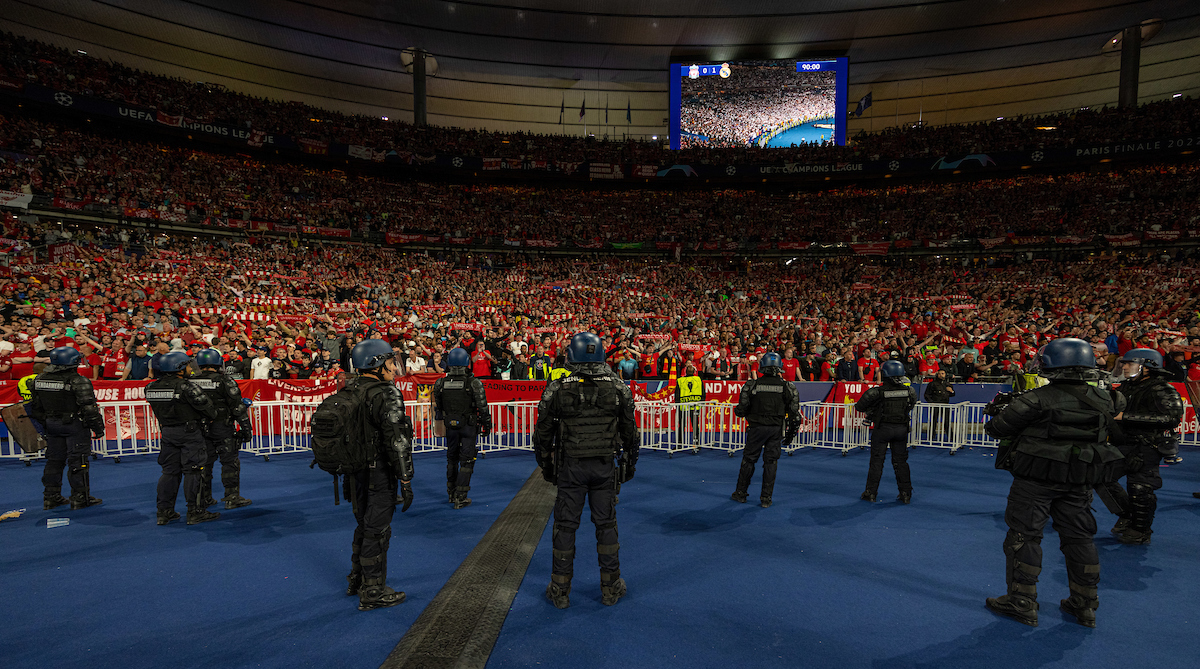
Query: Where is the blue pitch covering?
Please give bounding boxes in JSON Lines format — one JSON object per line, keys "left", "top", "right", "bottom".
{"left": 490, "top": 447, "right": 1200, "bottom": 669}
{"left": 0, "top": 450, "right": 537, "bottom": 669}
{"left": 764, "top": 119, "right": 835, "bottom": 148}
{"left": 2, "top": 446, "right": 1197, "bottom": 669}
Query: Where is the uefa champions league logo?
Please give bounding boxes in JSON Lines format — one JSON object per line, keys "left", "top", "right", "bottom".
{"left": 54, "top": 92, "right": 74, "bottom": 107}
{"left": 688, "top": 64, "right": 700, "bottom": 79}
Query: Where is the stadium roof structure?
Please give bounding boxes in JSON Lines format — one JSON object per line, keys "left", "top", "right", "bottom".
{"left": 4, "top": 0, "right": 1200, "bottom": 136}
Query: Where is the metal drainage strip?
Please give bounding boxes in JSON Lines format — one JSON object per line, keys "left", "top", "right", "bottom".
{"left": 381, "top": 468, "right": 556, "bottom": 669}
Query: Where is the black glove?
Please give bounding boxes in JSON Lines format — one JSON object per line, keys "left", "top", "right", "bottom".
{"left": 1125, "top": 453, "right": 1144, "bottom": 474}
{"left": 540, "top": 455, "right": 557, "bottom": 484}
{"left": 479, "top": 416, "right": 493, "bottom": 437}
{"left": 401, "top": 416, "right": 414, "bottom": 441}
{"left": 399, "top": 479, "right": 413, "bottom": 512}
{"left": 235, "top": 428, "right": 252, "bottom": 444}
{"left": 91, "top": 427, "right": 105, "bottom": 439}
{"left": 622, "top": 464, "right": 635, "bottom": 483}
{"left": 783, "top": 429, "right": 798, "bottom": 446}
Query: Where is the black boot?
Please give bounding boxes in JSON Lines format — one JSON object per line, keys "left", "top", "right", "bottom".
{"left": 730, "top": 490, "right": 748, "bottom": 503}
{"left": 358, "top": 583, "right": 405, "bottom": 611}
{"left": 156, "top": 509, "right": 181, "bottom": 526}
{"left": 759, "top": 496, "right": 772, "bottom": 508}
{"left": 897, "top": 491, "right": 912, "bottom": 504}
{"left": 447, "top": 482, "right": 456, "bottom": 504}
{"left": 986, "top": 582, "right": 1039, "bottom": 627}
{"left": 69, "top": 492, "right": 103, "bottom": 509}
{"left": 222, "top": 487, "right": 252, "bottom": 509}
{"left": 43, "top": 488, "right": 70, "bottom": 510}
{"left": 1060, "top": 581, "right": 1099, "bottom": 628}
{"left": 601, "top": 572, "right": 627, "bottom": 606}
{"left": 860, "top": 490, "right": 877, "bottom": 503}
{"left": 346, "top": 571, "right": 363, "bottom": 597}
{"left": 199, "top": 480, "right": 217, "bottom": 509}
{"left": 186, "top": 507, "right": 221, "bottom": 525}
{"left": 1110, "top": 517, "right": 1130, "bottom": 535}
{"left": 452, "top": 490, "right": 472, "bottom": 510}
{"left": 546, "top": 581, "right": 571, "bottom": 609}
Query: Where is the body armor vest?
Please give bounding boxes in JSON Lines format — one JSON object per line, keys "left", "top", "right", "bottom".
{"left": 558, "top": 375, "right": 623, "bottom": 458}
{"left": 746, "top": 376, "right": 787, "bottom": 426}
{"left": 1122, "top": 376, "right": 1177, "bottom": 433}
{"left": 192, "top": 370, "right": 232, "bottom": 420}
{"left": 879, "top": 385, "right": 912, "bottom": 424}
{"left": 33, "top": 369, "right": 81, "bottom": 416}
{"left": 145, "top": 376, "right": 203, "bottom": 426}
{"left": 1009, "top": 383, "right": 1123, "bottom": 484}
{"left": 440, "top": 376, "right": 476, "bottom": 427}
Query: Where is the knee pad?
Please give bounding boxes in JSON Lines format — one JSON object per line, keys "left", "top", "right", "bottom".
{"left": 1004, "top": 530, "right": 1040, "bottom": 552}
{"left": 459, "top": 463, "right": 475, "bottom": 474}
{"left": 553, "top": 522, "right": 577, "bottom": 535}
{"left": 1129, "top": 483, "right": 1155, "bottom": 497}
{"left": 365, "top": 527, "right": 392, "bottom": 545}
{"left": 595, "top": 520, "right": 617, "bottom": 532}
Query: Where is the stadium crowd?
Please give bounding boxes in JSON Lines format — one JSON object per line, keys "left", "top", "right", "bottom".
{"left": 0, "top": 213, "right": 1197, "bottom": 386}
{"left": 679, "top": 65, "right": 836, "bottom": 148}
{"left": 2, "top": 112, "right": 1198, "bottom": 244}
{"left": 3, "top": 32, "right": 1200, "bottom": 167}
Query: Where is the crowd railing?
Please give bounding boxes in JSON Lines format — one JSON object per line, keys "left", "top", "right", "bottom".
{"left": 0, "top": 398, "right": 1194, "bottom": 463}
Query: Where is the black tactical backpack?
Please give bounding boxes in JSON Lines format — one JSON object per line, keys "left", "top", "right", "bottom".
{"left": 310, "top": 383, "right": 373, "bottom": 479}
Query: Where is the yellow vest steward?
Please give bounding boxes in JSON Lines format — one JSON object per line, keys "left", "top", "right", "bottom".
{"left": 678, "top": 375, "right": 704, "bottom": 405}
{"left": 18, "top": 373, "right": 38, "bottom": 401}
{"left": 549, "top": 367, "right": 572, "bottom": 381}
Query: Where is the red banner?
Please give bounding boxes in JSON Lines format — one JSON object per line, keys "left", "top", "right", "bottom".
{"left": 850, "top": 242, "right": 890, "bottom": 256}
{"left": 778, "top": 242, "right": 813, "bottom": 250}
{"left": 1144, "top": 230, "right": 1182, "bottom": 241}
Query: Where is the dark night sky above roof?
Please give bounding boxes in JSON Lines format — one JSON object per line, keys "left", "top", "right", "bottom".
{"left": 4, "top": 0, "right": 1199, "bottom": 133}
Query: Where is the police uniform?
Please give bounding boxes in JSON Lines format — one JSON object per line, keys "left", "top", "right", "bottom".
{"left": 675, "top": 371, "right": 705, "bottom": 446}
{"left": 433, "top": 356, "right": 491, "bottom": 509}
{"left": 1110, "top": 349, "right": 1185, "bottom": 544}
{"left": 534, "top": 333, "right": 639, "bottom": 609}
{"left": 854, "top": 361, "right": 918, "bottom": 503}
{"left": 194, "top": 353, "right": 254, "bottom": 510}
{"left": 28, "top": 348, "right": 106, "bottom": 510}
{"left": 732, "top": 353, "right": 800, "bottom": 507}
{"left": 983, "top": 338, "right": 1125, "bottom": 628}
{"left": 344, "top": 339, "right": 415, "bottom": 611}
{"left": 145, "top": 353, "right": 220, "bottom": 525}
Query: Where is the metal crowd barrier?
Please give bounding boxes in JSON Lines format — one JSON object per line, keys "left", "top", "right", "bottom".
{"left": 1, "top": 397, "right": 1195, "bottom": 463}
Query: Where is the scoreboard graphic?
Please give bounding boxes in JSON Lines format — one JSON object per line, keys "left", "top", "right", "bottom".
{"left": 670, "top": 58, "right": 849, "bottom": 150}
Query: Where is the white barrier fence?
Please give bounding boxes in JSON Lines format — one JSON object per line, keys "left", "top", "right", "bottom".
{"left": 1, "top": 398, "right": 1195, "bottom": 464}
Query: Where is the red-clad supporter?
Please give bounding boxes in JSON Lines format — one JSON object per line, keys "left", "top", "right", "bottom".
{"left": 471, "top": 342, "right": 494, "bottom": 379}
{"left": 780, "top": 348, "right": 800, "bottom": 382}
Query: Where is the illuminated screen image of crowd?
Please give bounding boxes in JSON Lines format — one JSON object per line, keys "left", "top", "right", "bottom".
{"left": 679, "top": 60, "right": 837, "bottom": 149}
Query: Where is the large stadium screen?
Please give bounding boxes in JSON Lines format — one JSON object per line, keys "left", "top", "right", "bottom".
{"left": 669, "top": 58, "right": 848, "bottom": 150}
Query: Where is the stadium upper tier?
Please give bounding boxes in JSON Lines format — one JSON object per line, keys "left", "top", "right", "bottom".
{"left": 2, "top": 32, "right": 1199, "bottom": 173}
{"left": 1, "top": 111, "right": 1197, "bottom": 249}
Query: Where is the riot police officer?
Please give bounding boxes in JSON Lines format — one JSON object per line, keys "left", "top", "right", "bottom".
{"left": 854, "top": 360, "right": 917, "bottom": 503}
{"left": 193, "top": 349, "right": 254, "bottom": 510}
{"left": 983, "top": 338, "right": 1125, "bottom": 628}
{"left": 433, "top": 347, "right": 491, "bottom": 509}
{"left": 28, "top": 346, "right": 106, "bottom": 509}
{"left": 533, "top": 332, "right": 639, "bottom": 609}
{"left": 732, "top": 352, "right": 800, "bottom": 508}
{"left": 145, "top": 351, "right": 221, "bottom": 525}
{"left": 344, "top": 339, "right": 415, "bottom": 611}
{"left": 1110, "top": 348, "right": 1185, "bottom": 545}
